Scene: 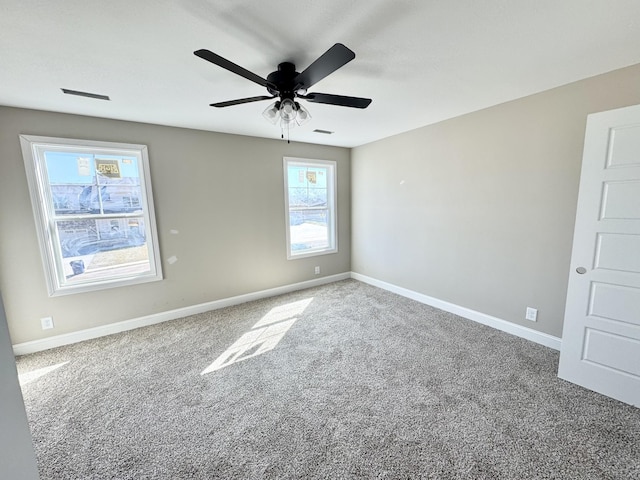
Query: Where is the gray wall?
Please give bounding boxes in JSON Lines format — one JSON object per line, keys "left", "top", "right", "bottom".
{"left": 0, "top": 107, "right": 350, "bottom": 344}
{"left": 352, "top": 63, "right": 640, "bottom": 338}
{"left": 0, "top": 292, "right": 40, "bottom": 479}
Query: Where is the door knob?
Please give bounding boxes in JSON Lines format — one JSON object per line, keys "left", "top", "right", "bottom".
{"left": 576, "top": 267, "right": 587, "bottom": 274}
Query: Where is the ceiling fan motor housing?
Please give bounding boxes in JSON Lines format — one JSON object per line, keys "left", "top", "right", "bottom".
{"left": 266, "top": 62, "right": 300, "bottom": 99}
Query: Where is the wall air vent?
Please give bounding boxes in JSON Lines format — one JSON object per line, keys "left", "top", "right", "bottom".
{"left": 313, "top": 129, "right": 334, "bottom": 135}
{"left": 61, "top": 89, "right": 110, "bottom": 101}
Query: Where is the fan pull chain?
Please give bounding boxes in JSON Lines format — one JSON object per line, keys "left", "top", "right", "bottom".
{"left": 280, "top": 123, "right": 291, "bottom": 143}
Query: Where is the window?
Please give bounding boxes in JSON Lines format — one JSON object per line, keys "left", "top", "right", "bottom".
{"left": 20, "top": 135, "right": 163, "bottom": 296}
{"left": 283, "top": 157, "right": 337, "bottom": 259}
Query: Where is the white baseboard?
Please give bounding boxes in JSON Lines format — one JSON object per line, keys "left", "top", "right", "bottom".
{"left": 13, "top": 271, "right": 561, "bottom": 355}
{"left": 350, "top": 272, "right": 562, "bottom": 351}
{"left": 13, "top": 272, "right": 351, "bottom": 356}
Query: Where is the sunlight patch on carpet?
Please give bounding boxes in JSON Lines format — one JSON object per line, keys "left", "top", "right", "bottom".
{"left": 19, "top": 361, "right": 69, "bottom": 386}
{"left": 201, "top": 298, "right": 314, "bottom": 374}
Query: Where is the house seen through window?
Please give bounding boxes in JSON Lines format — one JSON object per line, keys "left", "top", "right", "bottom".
{"left": 20, "top": 135, "right": 162, "bottom": 296}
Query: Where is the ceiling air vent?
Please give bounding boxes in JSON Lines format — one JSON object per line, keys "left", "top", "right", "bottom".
{"left": 61, "top": 88, "right": 110, "bottom": 101}
{"left": 313, "top": 129, "right": 334, "bottom": 135}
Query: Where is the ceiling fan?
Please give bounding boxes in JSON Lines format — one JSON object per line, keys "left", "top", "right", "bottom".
{"left": 194, "top": 43, "right": 371, "bottom": 135}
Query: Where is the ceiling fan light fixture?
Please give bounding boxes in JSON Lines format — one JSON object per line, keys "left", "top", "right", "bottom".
{"left": 279, "top": 98, "right": 297, "bottom": 123}
{"left": 262, "top": 101, "right": 280, "bottom": 124}
{"left": 295, "top": 102, "right": 311, "bottom": 126}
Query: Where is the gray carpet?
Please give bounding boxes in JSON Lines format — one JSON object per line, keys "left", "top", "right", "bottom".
{"left": 16, "top": 279, "right": 640, "bottom": 479}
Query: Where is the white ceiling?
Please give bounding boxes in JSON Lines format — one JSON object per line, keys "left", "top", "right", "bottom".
{"left": 2, "top": 1, "right": 640, "bottom": 148}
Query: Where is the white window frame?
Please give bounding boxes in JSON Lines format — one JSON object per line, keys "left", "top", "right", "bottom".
{"left": 283, "top": 157, "right": 337, "bottom": 259}
{"left": 19, "top": 135, "right": 163, "bottom": 296}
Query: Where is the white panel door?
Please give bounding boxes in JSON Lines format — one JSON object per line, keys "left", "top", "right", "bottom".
{"left": 558, "top": 104, "right": 640, "bottom": 407}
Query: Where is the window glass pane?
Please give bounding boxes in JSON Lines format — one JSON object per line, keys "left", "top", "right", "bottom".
{"left": 50, "top": 184, "right": 143, "bottom": 215}
{"left": 55, "top": 216, "right": 149, "bottom": 283}
{"left": 57, "top": 217, "right": 146, "bottom": 256}
{"left": 43, "top": 152, "right": 139, "bottom": 182}
{"left": 50, "top": 184, "right": 90, "bottom": 214}
{"left": 98, "top": 185, "right": 143, "bottom": 213}
{"left": 288, "top": 187, "right": 328, "bottom": 208}
{"left": 287, "top": 166, "right": 309, "bottom": 188}
{"left": 308, "top": 188, "right": 327, "bottom": 206}
{"left": 56, "top": 217, "right": 150, "bottom": 282}
{"left": 289, "top": 210, "right": 329, "bottom": 252}
{"left": 309, "top": 168, "right": 328, "bottom": 189}
{"left": 288, "top": 187, "right": 309, "bottom": 207}
{"left": 288, "top": 166, "right": 328, "bottom": 208}
{"left": 45, "top": 152, "right": 142, "bottom": 216}
{"left": 44, "top": 152, "right": 95, "bottom": 185}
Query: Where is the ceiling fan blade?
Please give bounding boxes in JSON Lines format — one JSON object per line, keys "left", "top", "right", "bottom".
{"left": 194, "top": 49, "right": 276, "bottom": 90}
{"left": 211, "top": 95, "right": 275, "bottom": 108}
{"left": 299, "top": 92, "right": 371, "bottom": 109}
{"left": 293, "top": 43, "right": 355, "bottom": 90}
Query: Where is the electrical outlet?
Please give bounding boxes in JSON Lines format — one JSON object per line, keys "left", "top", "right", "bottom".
{"left": 314, "top": 266, "right": 320, "bottom": 275}
{"left": 41, "top": 316, "right": 54, "bottom": 330}
{"left": 525, "top": 307, "right": 538, "bottom": 322}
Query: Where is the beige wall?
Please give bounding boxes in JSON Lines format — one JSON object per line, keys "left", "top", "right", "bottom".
{"left": 352, "top": 63, "right": 640, "bottom": 338}
{"left": 0, "top": 107, "right": 350, "bottom": 344}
